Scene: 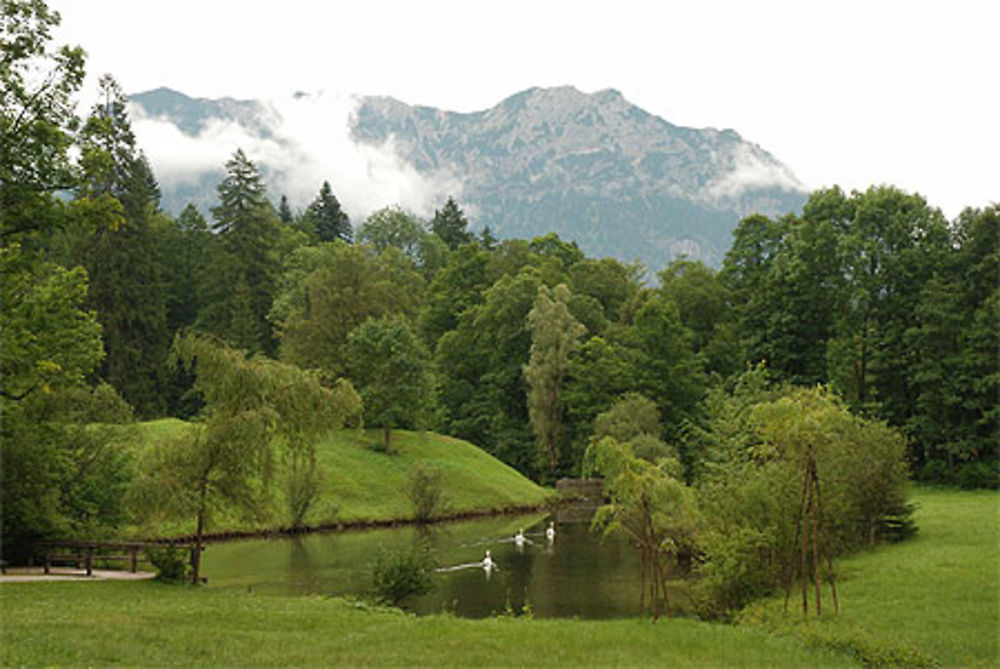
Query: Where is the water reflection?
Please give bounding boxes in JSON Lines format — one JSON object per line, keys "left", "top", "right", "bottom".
{"left": 201, "top": 509, "right": 687, "bottom": 619}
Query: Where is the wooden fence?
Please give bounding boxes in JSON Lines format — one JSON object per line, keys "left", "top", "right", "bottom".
{"left": 38, "top": 540, "right": 198, "bottom": 576}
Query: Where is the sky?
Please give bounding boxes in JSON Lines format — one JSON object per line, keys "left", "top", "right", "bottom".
{"left": 50, "top": 0, "right": 998, "bottom": 219}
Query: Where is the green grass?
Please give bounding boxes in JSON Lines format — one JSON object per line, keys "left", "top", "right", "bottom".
{"left": 123, "top": 422, "right": 551, "bottom": 538}
{"left": 3, "top": 487, "right": 992, "bottom": 665}
{"left": 316, "top": 430, "right": 550, "bottom": 523}
{"left": 741, "top": 486, "right": 999, "bottom": 667}
{"left": 0, "top": 581, "right": 849, "bottom": 667}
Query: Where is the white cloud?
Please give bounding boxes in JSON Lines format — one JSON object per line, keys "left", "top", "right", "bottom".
{"left": 130, "top": 92, "right": 462, "bottom": 221}
{"left": 702, "top": 143, "right": 806, "bottom": 201}
{"left": 131, "top": 113, "right": 272, "bottom": 186}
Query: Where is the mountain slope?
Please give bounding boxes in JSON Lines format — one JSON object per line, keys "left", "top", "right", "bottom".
{"left": 130, "top": 86, "right": 807, "bottom": 269}
{"left": 352, "top": 86, "right": 806, "bottom": 268}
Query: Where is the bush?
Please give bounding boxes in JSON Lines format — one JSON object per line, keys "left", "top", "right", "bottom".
{"left": 406, "top": 463, "right": 447, "bottom": 522}
{"left": 371, "top": 548, "right": 435, "bottom": 607}
{"left": 917, "top": 459, "right": 953, "bottom": 484}
{"left": 146, "top": 546, "right": 192, "bottom": 583}
{"left": 955, "top": 461, "right": 1000, "bottom": 489}
{"left": 692, "top": 387, "right": 913, "bottom": 618}
{"left": 285, "top": 454, "right": 323, "bottom": 529}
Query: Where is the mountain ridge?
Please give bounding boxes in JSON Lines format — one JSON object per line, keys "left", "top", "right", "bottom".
{"left": 129, "top": 85, "right": 808, "bottom": 269}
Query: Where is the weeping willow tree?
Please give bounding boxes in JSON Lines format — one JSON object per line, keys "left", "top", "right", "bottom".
{"left": 131, "top": 333, "right": 360, "bottom": 583}
{"left": 585, "top": 437, "right": 700, "bottom": 620}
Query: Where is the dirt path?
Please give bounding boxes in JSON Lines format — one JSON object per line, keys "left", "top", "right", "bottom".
{"left": 0, "top": 567, "right": 155, "bottom": 583}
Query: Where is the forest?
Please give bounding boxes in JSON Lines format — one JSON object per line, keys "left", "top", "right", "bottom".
{"left": 2, "top": 0, "right": 998, "bottom": 621}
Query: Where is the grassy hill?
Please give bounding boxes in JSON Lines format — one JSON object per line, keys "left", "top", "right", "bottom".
{"left": 125, "top": 420, "right": 551, "bottom": 538}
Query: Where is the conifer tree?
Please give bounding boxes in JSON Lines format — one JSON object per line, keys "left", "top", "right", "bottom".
{"left": 161, "top": 203, "right": 212, "bottom": 334}
{"left": 430, "top": 197, "right": 473, "bottom": 249}
{"left": 202, "top": 149, "right": 280, "bottom": 354}
{"left": 277, "top": 194, "right": 294, "bottom": 224}
{"left": 306, "top": 181, "right": 351, "bottom": 243}
{"left": 73, "top": 75, "right": 168, "bottom": 416}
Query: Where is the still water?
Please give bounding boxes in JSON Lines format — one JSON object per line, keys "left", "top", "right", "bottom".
{"left": 201, "top": 509, "right": 686, "bottom": 619}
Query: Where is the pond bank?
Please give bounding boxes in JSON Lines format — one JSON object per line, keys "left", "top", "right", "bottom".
{"left": 151, "top": 500, "right": 554, "bottom": 544}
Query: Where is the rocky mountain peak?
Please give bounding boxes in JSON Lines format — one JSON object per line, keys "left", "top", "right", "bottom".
{"left": 130, "top": 85, "right": 807, "bottom": 270}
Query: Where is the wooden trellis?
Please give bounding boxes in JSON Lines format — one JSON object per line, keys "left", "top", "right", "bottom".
{"left": 784, "top": 443, "right": 839, "bottom": 615}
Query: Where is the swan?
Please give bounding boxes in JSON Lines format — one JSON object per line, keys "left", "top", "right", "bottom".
{"left": 545, "top": 521, "right": 556, "bottom": 542}
{"left": 482, "top": 550, "right": 496, "bottom": 570}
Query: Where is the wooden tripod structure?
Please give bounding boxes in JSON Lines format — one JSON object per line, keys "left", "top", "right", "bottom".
{"left": 784, "top": 443, "right": 839, "bottom": 616}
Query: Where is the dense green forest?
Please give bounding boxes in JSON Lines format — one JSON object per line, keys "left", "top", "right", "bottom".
{"left": 2, "top": 0, "right": 997, "bottom": 618}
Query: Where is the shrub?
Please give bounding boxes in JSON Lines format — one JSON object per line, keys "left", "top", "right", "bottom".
{"left": 146, "top": 545, "right": 192, "bottom": 583}
{"left": 285, "top": 454, "right": 323, "bottom": 529}
{"left": 406, "top": 462, "right": 447, "bottom": 522}
{"left": 917, "top": 459, "right": 953, "bottom": 484}
{"left": 693, "top": 387, "right": 913, "bottom": 618}
{"left": 370, "top": 548, "right": 435, "bottom": 607}
{"left": 955, "top": 461, "right": 1000, "bottom": 489}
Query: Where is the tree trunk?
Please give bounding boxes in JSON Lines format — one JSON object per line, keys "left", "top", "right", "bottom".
{"left": 192, "top": 478, "right": 208, "bottom": 585}
{"left": 192, "top": 508, "right": 204, "bottom": 585}
{"left": 638, "top": 547, "right": 647, "bottom": 615}
{"left": 659, "top": 561, "right": 672, "bottom": 618}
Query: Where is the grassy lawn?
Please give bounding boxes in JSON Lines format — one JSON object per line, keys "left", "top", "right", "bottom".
{"left": 123, "top": 421, "right": 551, "bottom": 538}
{"left": 0, "top": 580, "right": 849, "bottom": 667}
{"left": 741, "top": 486, "right": 999, "bottom": 667}
{"left": 1, "top": 486, "right": 991, "bottom": 665}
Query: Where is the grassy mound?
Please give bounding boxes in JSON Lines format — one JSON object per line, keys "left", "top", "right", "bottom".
{"left": 124, "top": 420, "right": 551, "bottom": 537}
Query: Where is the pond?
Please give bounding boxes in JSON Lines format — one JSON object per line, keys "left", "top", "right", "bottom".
{"left": 201, "top": 507, "right": 690, "bottom": 619}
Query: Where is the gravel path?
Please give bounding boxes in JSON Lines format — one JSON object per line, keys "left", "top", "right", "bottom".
{"left": 0, "top": 567, "right": 155, "bottom": 582}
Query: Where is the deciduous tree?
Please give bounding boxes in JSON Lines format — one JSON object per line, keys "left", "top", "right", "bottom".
{"left": 345, "top": 316, "right": 433, "bottom": 453}
{"left": 585, "top": 436, "right": 698, "bottom": 620}
{"left": 524, "top": 283, "right": 586, "bottom": 478}
{"left": 272, "top": 241, "right": 423, "bottom": 376}
{"left": 0, "top": 0, "right": 86, "bottom": 241}
{"left": 132, "top": 334, "right": 360, "bottom": 581}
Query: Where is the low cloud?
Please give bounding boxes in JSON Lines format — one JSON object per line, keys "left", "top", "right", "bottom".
{"left": 130, "top": 92, "right": 462, "bottom": 221}
{"left": 702, "top": 142, "right": 805, "bottom": 201}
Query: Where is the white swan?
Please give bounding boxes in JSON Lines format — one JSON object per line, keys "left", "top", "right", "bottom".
{"left": 545, "top": 521, "right": 556, "bottom": 542}
{"left": 513, "top": 529, "right": 527, "bottom": 548}
{"left": 482, "top": 550, "right": 496, "bottom": 571}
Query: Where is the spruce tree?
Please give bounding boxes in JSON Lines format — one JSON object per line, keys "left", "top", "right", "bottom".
{"left": 430, "top": 197, "right": 473, "bottom": 249}
{"left": 307, "top": 181, "right": 351, "bottom": 243}
{"left": 277, "top": 194, "right": 294, "bottom": 224}
{"left": 203, "top": 149, "right": 280, "bottom": 354}
{"left": 73, "top": 75, "right": 168, "bottom": 416}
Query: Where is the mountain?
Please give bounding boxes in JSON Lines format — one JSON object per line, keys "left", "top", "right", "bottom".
{"left": 130, "top": 86, "right": 808, "bottom": 269}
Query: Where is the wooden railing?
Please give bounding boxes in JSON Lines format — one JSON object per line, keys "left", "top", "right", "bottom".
{"left": 38, "top": 540, "right": 197, "bottom": 576}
